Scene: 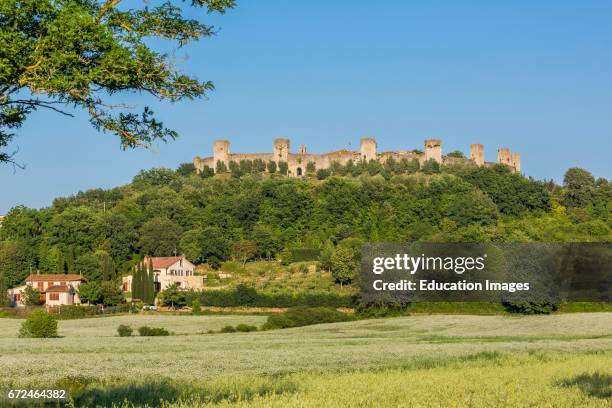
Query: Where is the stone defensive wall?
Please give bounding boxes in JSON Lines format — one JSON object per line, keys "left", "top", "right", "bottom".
{"left": 193, "top": 137, "right": 521, "bottom": 177}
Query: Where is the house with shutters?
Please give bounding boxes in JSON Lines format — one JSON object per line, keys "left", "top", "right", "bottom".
{"left": 122, "top": 256, "right": 204, "bottom": 296}
{"left": 8, "top": 273, "right": 86, "bottom": 307}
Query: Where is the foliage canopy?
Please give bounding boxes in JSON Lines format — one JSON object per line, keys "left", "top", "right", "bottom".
{"left": 0, "top": 0, "right": 235, "bottom": 164}
{"left": 0, "top": 165, "right": 609, "bottom": 293}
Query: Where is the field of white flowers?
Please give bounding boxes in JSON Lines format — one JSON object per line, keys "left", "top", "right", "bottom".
{"left": 0, "top": 313, "right": 610, "bottom": 407}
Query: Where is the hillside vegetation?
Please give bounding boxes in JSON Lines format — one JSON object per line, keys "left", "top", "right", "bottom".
{"left": 0, "top": 162, "right": 610, "bottom": 298}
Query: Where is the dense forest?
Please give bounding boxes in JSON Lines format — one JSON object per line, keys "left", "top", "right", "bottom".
{"left": 0, "top": 160, "right": 610, "bottom": 293}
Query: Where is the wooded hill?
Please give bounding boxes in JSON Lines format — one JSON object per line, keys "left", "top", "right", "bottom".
{"left": 0, "top": 162, "right": 610, "bottom": 291}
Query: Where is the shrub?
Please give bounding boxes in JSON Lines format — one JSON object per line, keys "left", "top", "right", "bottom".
{"left": 220, "top": 325, "right": 236, "bottom": 333}
{"left": 220, "top": 261, "right": 242, "bottom": 273}
{"left": 262, "top": 307, "right": 353, "bottom": 330}
{"left": 290, "top": 249, "right": 321, "bottom": 262}
{"left": 101, "top": 304, "right": 132, "bottom": 315}
{"left": 316, "top": 168, "right": 331, "bottom": 180}
{"left": 195, "top": 287, "right": 356, "bottom": 308}
{"left": 279, "top": 248, "right": 293, "bottom": 266}
{"left": 138, "top": 326, "right": 170, "bottom": 336}
{"left": 234, "top": 284, "right": 257, "bottom": 305}
{"left": 503, "top": 301, "right": 558, "bottom": 315}
{"left": 117, "top": 325, "right": 133, "bottom": 337}
{"left": 19, "top": 309, "right": 58, "bottom": 338}
{"left": 50, "top": 305, "right": 100, "bottom": 319}
{"left": 356, "top": 302, "right": 408, "bottom": 318}
{"left": 158, "top": 284, "right": 187, "bottom": 308}
{"left": 191, "top": 300, "right": 202, "bottom": 315}
{"left": 235, "top": 324, "right": 258, "bottom": 332}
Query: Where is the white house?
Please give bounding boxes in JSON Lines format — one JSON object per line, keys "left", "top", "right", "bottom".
{"left": 9, "top": 273, "right": 85, "bottom": 307}
{"left": 122, "top": 256, "right": 204, "bottom": 295}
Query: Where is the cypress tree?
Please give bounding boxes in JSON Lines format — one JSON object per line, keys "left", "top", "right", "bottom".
{"left": 65, "top": 246, "right": 75, "bottom": 274}
{"left": 131, "top": 263, "right": 138, "bottom": 300}
{"left": 139, "top": 262, "right": 146, "bottom": 302}
{"left": 148, "top": 258, "right": 156, "bottom": 304}
{"left": 97, "top": 251, "right": 116, "bottom": 281}
{"left": 56, "top": 252, "right": 64, "bottom": 274}
{"left": 0, "top": 272, "right": 10, "bottom": 307}
{"left": 143, "top": 262, "right": 151, "bottom": 304}
{"left": 133, "top": 262, "right": 143, "bottom": 301}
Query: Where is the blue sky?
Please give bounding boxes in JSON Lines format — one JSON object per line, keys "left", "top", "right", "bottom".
{"left": 2, "top": 0, "right": 611, "bottom": 213}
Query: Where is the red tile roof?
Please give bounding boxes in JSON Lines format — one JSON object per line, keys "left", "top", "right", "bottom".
{"left": 143, "top": 256, "right": 184, "bottom": 270}
{"left": 26, "top": 274, "right": 84, "bottom": 282}
{"left": 46, "top": 285, "right": 73, "bottom": 293}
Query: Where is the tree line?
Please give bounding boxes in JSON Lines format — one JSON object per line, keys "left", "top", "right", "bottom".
{"left": 0, "top": 163, "right": 609, "bottom": 298}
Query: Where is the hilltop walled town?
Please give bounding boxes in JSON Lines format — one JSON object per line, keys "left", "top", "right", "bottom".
{"left": 193, "top": 138, "right": 521, "bottom": 177}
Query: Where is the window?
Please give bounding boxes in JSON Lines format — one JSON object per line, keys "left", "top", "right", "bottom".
{"left": 37, "top": 282, "right": 43, "bottom": 290}
{"left": 15, "top": 294, "right": 21, "bottom": 301}
{"left": 49, "top": 293, "right": 59, "bottom": 301}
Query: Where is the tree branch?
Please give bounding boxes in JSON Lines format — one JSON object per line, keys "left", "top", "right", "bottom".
{"left": 97, "top": 0, "right": 123, "bottom": 22}
{"left": 7, "top": 100, "right": 74, "bottom": 117}
{"left": 0, "top": 145, "right": 26, "bottom": 171}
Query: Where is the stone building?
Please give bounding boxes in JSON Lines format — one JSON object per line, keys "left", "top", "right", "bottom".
{"left": 8, "top": 273, "right": 85, "bottom": 307}
{"left": 122, "top": 256, "right": 204, "bottom": 295}
{"left": 193, "top": 138, "right": 521, "bottom": 176}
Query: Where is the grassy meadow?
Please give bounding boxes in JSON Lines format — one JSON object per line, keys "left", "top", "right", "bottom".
{"left": 0, "top": 313, "right": 611, "bottom": 406}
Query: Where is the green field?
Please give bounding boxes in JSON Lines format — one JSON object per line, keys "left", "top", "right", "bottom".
{"left": 0, "top": 313, "right": 611, "bottom": 407}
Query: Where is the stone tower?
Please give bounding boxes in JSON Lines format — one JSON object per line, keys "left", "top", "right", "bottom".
{"left": 360, "top": 138, "right": 377, "bottom": 162}
{"left": 424, "top": 139, "right": 442, "bottom": 164}
{"left": 470, "top": 144, "right": 484, "bottom": 166}
{"left": 274, "top": 138, "right": 290, "bottom": 162}
{"left": 511, "top": 152, "right": 521, "bottom": 173}
{"left": 213, "top": 140, "right": 230, "bottom": 170}
{"left": 497, "top": 147, "right": 511, "bottom": 166}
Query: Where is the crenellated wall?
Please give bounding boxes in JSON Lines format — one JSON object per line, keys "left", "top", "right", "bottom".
{"left": 193, "top": 138, "right": 521, "bottom": 176}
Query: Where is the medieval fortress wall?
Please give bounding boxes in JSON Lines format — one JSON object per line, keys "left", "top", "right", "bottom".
{"left": 193, "top": 138, "right": 521, "bottom": 177}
